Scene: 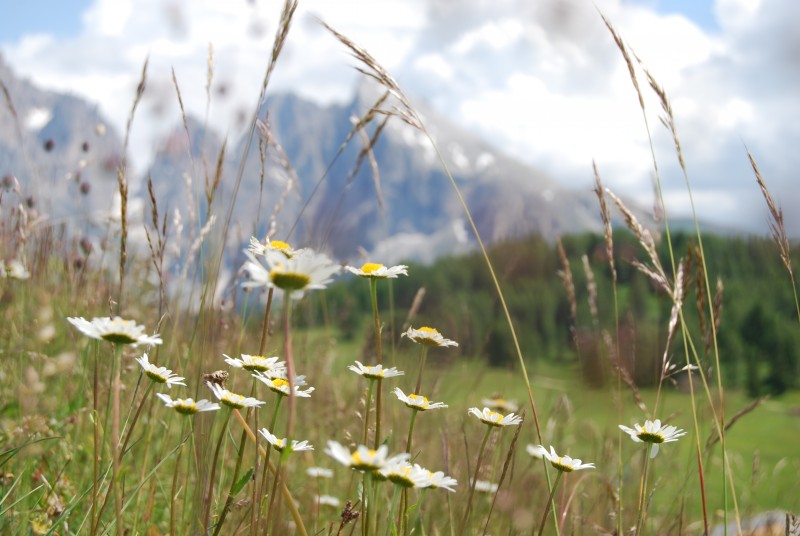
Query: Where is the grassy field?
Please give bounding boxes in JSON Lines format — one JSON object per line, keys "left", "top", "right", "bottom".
{"left": 2, "top": 1, "right": 800, "bottom": 535}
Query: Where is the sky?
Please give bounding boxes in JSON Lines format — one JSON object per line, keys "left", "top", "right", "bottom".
{"left": 0, "top": 0, "right": 796, "bottom": 236}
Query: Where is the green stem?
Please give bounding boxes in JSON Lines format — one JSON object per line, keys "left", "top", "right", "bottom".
{"left": 111, "top": 344, "right": 123, "bottom": 535}
{"left": 460, "top": 426, "right": 493, "bottom": 532}
{"left": 405, "top": 409, "right": 418, "bottom": 454}
{"left": 203, "top": 409, "right": 232, "bottom": 532}
{"left": 385, "top": 485, "right": 401, "bottom": 536}
{"left": 259, "top": 287, "right": 275, "bottom": 356}
{"left": 537, "top": 471, "right": 563, "bottom": 536}
{"left": 212, "top": 425, "right": 249, "bottom": 536}
{"left": 256, "top": 397, "right": 283, "bottom": 527}
{"left": 91, "top": 343, "right": 99, "bottom": 536}
{"left": 414, "top": 347, "right": 428, "bottom": 395}
{"left": 369, "top": 278, "right": 384, "bottom": 448}
{"left": 634, "top": 447, "right": 652, "bottom": 536}
{"left": 364, "top": 380, "right": 376, "bottom": 446}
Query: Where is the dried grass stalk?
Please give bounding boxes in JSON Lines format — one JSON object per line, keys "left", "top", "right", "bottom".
{"left": 557, "top": 239, "right": 577, "bottom": 323}
{"left": 593, "top": 161, "right": 616, "bottom": 282}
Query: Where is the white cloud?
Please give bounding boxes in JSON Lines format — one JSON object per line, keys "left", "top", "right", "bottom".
{"left": 1, "top": 0, "right": 797, "bottom": 234}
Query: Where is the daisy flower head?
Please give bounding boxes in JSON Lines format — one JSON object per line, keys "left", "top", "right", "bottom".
{"left": 348, "top": 361, "right": 404, "bottom": 380}
{"left": 346, "top": 262, "right": 408, "bottom": 279}
{"left": 135, "top": 353, "right": 186, "bottom": 387}
{"left": 381, "top": 461, "right": 431, "bottom": 489}
{"left": 316, "top": 495, "right": 341, "bottom": 508}
{"left": 325, "top": 441, "right": 389, "bottom": 472}
{"left": 156, "top": 393, "right": 220, "bottom": 415}
{"left": 223, "top": 353, "right": 285, "bottom": 374}
{"left": 1, "top": 259, "right": 30, "bottom": 280}
{"left": 472, "top": 479, "right": 498, "bottom": 494}
{"left": 424, "top": 470, "right": 458, "bottom": 492}
{"left": 207, "top": 382, "right": 265, "bottom": 409}
{"left": 537, "top": 445, "right": 595, "bottom": 473}
{"left": 242, "top": 248, "right": 339, "bottom": 295}
{"left": 67, "top": 316, "right": 163, "bottom": 347}
{"left": 259, "top": 428, "right": 313, "bottom": 453}
{"left": 481, "top": 394, "right": 519, "bottom": 414}
{"left": 402, "top": 326, "right": 458, "bottom": 348}
{"left": 393, "top": 388, "right": 447, "bottom": 411}
{"left": 248, "top": 236, "right": 296, "bottom": 258}
{"left": 306, "top": 467, "right": 334, "bottom": 479}
{"left": 619, "top": 419, "right": 686, "bottom": 458}
{"left": 253, "top": 372, "right": 315, "bottom": 398}
{"left": 468, "top": 407, "right": 523, "bottom": 428}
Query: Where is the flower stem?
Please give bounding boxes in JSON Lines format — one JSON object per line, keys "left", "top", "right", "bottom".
{"left": 203, "top": 409, "right": 232, "bottom": 532}
{"left": 414, "top": 346, "right": 428, "bottom": 395}
{"left": 258, "top": 287, "right": 275, "bottom": 356}
{"left": 460, "top": 426, "right": 493, "bottom": 532}
{"left": 111, "top": 344, "right": 123, "bottom": 535}
{"left": 405, "top": 409, "right": 419, "bottom": 454}
{"left": 91, "top": 344, "right": 99, "bottom": 536}
{"left": 537, "top": 471, "right": 563, "bottom": 536}
{"left": 212, "top": 425, "right": 249, "bottom": 536}
{"left": 363, "top": 380, "right": 376, "bottom": 446}
{"left": 385, "top": 485, "right": 401, "bottom": 536}
{"left": 634, "top": 446, "right": 652, "bottom": 536}
{"left": 369, "top": 278, "right": 384, "bottom": 448}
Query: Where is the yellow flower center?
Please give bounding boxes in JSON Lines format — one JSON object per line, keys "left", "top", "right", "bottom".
{"left": 270, "top": 266, "right": 311, "bottom": 291}
{"left": 551, "top": 456, "right": 574, "bottom": 473}
{"left": 360, "top": 262, "right": 384, "bottom": 274}
{"left": 270, "top": 240, "right": 291, "bottom": 251}
{"left": 175, "top": 401, "right": 197, "bottom": 415}
{"left": 487, "top": 411, "right": 501, "bottom": 421}
{"left": 351, "top": 449, "right": 379, "bottom": 469}
{"left": 418, "top": 326, "right": 439, "bottom": 335}
{"left": 407, "top": 394, "right": 429, "bottom": 408}
{"left": 272, "top": 378, "right": 289, "bottom": 388}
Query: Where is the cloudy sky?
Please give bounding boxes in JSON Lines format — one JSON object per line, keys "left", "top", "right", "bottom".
{"left": 1, "top": 0, "right": 795, "bottom": 235}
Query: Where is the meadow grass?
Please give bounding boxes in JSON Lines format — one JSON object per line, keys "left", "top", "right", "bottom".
{"left": 0, "top": 2, "right": 799, "bottom": 535}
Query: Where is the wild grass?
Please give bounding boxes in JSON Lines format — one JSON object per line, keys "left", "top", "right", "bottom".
{"left": 0, "top": 4, "right": 798, "bottom": 536}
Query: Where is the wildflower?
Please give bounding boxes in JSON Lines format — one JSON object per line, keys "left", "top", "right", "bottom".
{"left": 393, "top": 388, "right": 447, "bottom": 411}
{"left": 156, "top": 393, "right": 220, "bottom": 415}
{"left": 535, "top": 445, "right": 595, "bottom": 473}
{"left": 468, "top": 407, "right": 523, "bottom": 427}
{"left": 348, "top": 361, "right": 404, "bottom": 380}
{"left": 380, "top": 460, "right": 431, "bottom": 489}
{"left": 135, "top": 353, "right": 186, "bottom": 387}
{"left": 481, "top": 394, "right": 519, "bottom": 413}
{"left": 619, "top": 419, "right": 686, "bottom": 458}
{"left": 425, "top": 470, "right": 458, "bottom": 492}
{"left": 253, "top": 372, "right": 314, "bottom": 397}
{"left": 306, "top": 467, "right": 333, "bottom": 479}
{"left": 316, "top": 495, "right": 340, "bottom": 508}
{"left": 223, "top": 353, "right": 285, "bottom": 373}
{"left": 472, "top": 479, "right": 498, "bottom": 493}
{"left": 242, "top": 248, "right": 339, "bottom": 295}
{"left": 346, "top": 262, "right": 408, "bottom": 279}
{"left": 67, "top": 316, "right": 163, "bottom": 347}
{"left": 259, "top": 428, "right": 313, "bottom": 453}
{"left": 248, "top": 236, "right": 296, "bottom": 258}
{"left": 1, "top": 259, "right": 30, "bottom": 280}
{"left": 526, "top": 444, "right": 545, "bottom": 459}
{"left": 207, "top": 383, "right": 265, "bottom": 409}
{"left": 325, "top": 441, "right": 389, "bottom": 472}
{"left": 402, "top": 326, "right": 458, "bottom": 348}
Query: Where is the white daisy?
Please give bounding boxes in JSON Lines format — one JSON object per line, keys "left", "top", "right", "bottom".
{"left": 242, "top": 248, "right": 339, "bottom": 295}
{"left": 380, "top": 460, "right": 431, "bottom": 489}
{"left": 253, "top": 372, "right": 314, "bottom": 397}
{"left": 325, "top": 441, "right": 389, "bottom": 472}
{"left": 393, "top": 388, "right": 447, "bottom": 411}
{"left": 156, "top": 393, "right": 220, "bottom": 415}
{"left": 472, "top": 479, "right": 498, "bottom": 493}
{"left": 207, "top": 383, "right": 265, "bottom": 409}
{"left": 424, "top": 470, "right": 458, "bottom": 492}
{"left": 258, "top": 428, "right": 313, "bottom": 453}
{"left": 346, "top": 262, "right": 408, "bottom": 279}
{"left": 306, "top": 467, "right": 334, "bottom": 479}
{"left": 468, "top": 407, "right": 523, "bottom": 427}
{"left": 619, "top": 419, "right": 686, "bottom": 458}
{"left": 316, "top": 495, "right": 340, "bottom": 508}
{"left": 481, "top": 394, "right": 519, "bottom": 414}
{"left": 223, "top": 354, "right": 285, "bottom": 373}
{"left": 67, "top": 316, "right": 163, "bottom": 347}
{"left": 402, "top": 326, "right": 458, "bottom": 348}
{"left": 1, "top": 259, "right": 30, "bottom": 280}
{"left": 248, "top": 237, "right": 296, "bottom": 258}
{"left": 135, "top": 353, "right": 185, "bottom": 388}
{"left": 348, "top": 361, "right": 404, "bottom": 380}
{"left": 536, "top": 445, "right": 595, "bottom": 473}
{"left": 526, "top": 444, "right": 546, "bottom": 459}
